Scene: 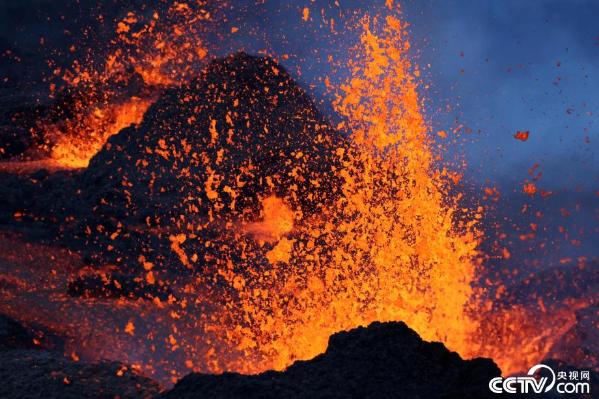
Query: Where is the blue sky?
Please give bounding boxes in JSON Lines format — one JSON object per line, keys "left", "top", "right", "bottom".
{"left": 402, "top": 0, "right": 598, "bottom": 190}
{"left": 213, "top": 0, "right": 598, "bottom": 267}
{"left": 205, "top": 0, "right": 598, "bottom": 191}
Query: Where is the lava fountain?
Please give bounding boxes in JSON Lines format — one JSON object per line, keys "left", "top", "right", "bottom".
{"left": 85, "top": 7, "right": 484, "bottom": 377}
{"left": 0, "top": 1, "right": 592, "bottom": 387}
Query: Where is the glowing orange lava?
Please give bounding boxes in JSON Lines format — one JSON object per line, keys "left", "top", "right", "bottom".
{"left": 3, "top": 2, "right": 590, "bottom": 387}
{"left": 44, "top": 2, "right": 209, "bottom": 168}
{"left": 244, "top": 196, "right": 295, "bottom": 242}
{"left": 181, "top": 9, "right": 482, "bottom": 374}
{"left": 49, "top": 97, "right": 154, "bottom": 168}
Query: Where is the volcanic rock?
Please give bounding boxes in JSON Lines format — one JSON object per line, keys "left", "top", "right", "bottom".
{"left": 0, "top": 314, "right": 160, "bottom": 399}
{"left": 0, "top": 313, "right": 36, "bottom": 350}
{"left": 159, "top": 321, "right": 501, "bottom": 399}
{"left": 0, "top": 350, "right": 161, "bottom": 399}
{"left": 0, "top": 313, "right": 64, "bottom": 352}
{"left": 62, "top": 52, "right": 347, "bottom": 295}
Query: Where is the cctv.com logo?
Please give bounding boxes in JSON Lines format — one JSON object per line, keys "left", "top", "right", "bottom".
{"left": 489, "top": 364, "right": 591, "bottom": 394}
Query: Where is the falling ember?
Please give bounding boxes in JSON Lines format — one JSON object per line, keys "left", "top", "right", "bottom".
{"left": 514, "top": 130, "right": 530, "bottom": 141}
{"left": 302, "top": 7, "right": 310, "bottom": 22}
{"left": 523, "top": 182, "right": 537, "bottom": 196}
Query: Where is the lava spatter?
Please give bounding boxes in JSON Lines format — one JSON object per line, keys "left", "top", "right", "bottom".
{"left": 80, "top": 10, "right": 482, "bottom": 375}
{"left": 0, "top": 1, "right": 593, "bottom": 387}
{"left": 41, "top": 1, "right": 211, "bottom": 168}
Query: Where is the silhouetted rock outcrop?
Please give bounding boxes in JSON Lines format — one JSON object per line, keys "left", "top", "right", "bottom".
{"left": 0, "top": 350, "right": 161, "bottom": 399}
{"left": 0, "top": 313, "right": 36, "bottom": 350}
{"left": 160, "top": 321, "right": 501, "bottom": 399}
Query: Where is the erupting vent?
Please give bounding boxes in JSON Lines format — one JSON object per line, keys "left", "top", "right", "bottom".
{"left": 0, "top": 1, "right": 594, "bottom": 388}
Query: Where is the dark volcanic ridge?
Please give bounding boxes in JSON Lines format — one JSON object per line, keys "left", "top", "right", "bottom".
{"left": 3, "top": 313, "right": 597, "bottom": 398}
{"left": 1, "top": 52, "right": 348, "bottom": 298}
{"left": 0, "top": 314, "right": 160, "bottom": 399}
{"left": 160, "top": 321, "right": 501, "bottom": 399}
{"left": 1, "top": 314, "right": 501, "bottom": 399}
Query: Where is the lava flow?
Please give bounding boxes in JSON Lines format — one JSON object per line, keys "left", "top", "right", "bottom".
{"left": 0, "top": 0, "right": 595, "bottom": 388}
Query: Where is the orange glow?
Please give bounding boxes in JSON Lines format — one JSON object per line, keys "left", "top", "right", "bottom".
{"left": 49, "top": 97, "right": 153, "bottom": 168}
{"left": 302, "top": 7, "right": 310, "bottom": 22}
{"left": 514, "top": 130, "right": 530, "bottom": 141}
{"left": 523, "top": 182, "right": 537, "bottom": 196}
{"left": 244, "top": 196, "right": 295, "bottom": 242}
{"left": 184, "top": 10, "right": 482, "bottom": 373}
{"left": 472, "top": 301, "right": 585, "bottom": 376}
{"left": 169, "top": 9, "right": 580, "bottom": 377}
{"left": 43, "top": 2, "right": 209, "bottom": 168}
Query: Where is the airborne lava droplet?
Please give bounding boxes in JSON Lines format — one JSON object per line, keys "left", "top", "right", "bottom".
{"left": 302, "top": 7, "right": 310, "bottom": 22}
{"left": 523, "top": 182, "right": 537, "bottom": 196}
{"left": 124, "top": 321, "right": 135, "bottom": 336}
{"left": 514, "top": 130, "right": 530, "bottom": 141}
{"left": 244, "top": 195, "right": 294, "bottom": 242}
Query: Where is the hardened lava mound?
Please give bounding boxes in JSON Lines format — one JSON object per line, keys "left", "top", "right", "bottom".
{"left": 159, "top": 321, "right": 501, "bottom": 399}
{"left": 1, "top": 314, "right": 501, "bottom": 399}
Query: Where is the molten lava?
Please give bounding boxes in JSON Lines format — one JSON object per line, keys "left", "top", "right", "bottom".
{"left": 0, "top": 1, "right": 593, "bottom": 388}
{"left": 49, "top": 97, "right": 154, "bottom": 168}
{"left": 195, "top": 11, "right": 481, "bottom": 373}
{"left": 43, "top": 1, "right": 209, "bottom": 168}
{"left": 244, "top": 196, "right": 295, "bottom": 242}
